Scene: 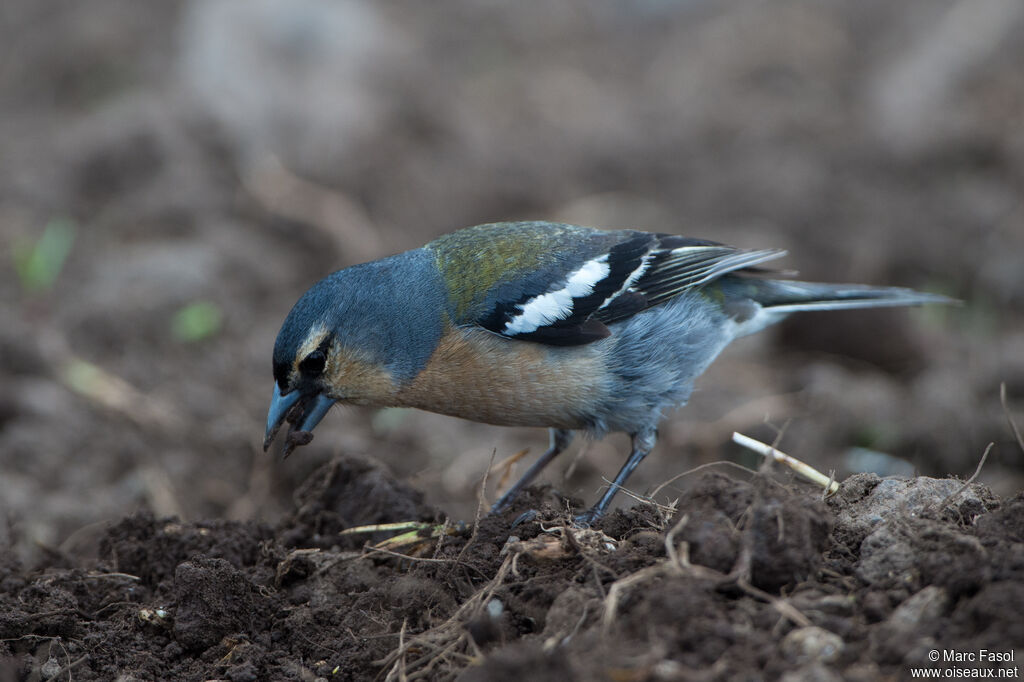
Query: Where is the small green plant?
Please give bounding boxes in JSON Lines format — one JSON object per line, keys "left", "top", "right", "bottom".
{"left": 172, "top": 300, "right": 223, "bottom": 342}
{"left": 13, "top": 217, "right": 76, "bottom": 292}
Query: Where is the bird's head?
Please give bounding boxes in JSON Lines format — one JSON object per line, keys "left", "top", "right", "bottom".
{"left": 263, "top": 255, "right": 445, "bottom": 457}
{"left": 263, "top": 272, "right": 400, "bottom": 457}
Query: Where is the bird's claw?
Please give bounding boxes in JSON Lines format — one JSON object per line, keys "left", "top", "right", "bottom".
{"left": 510, "top": 509, "right": 539, "bottom": 529}
{"left": 572, "top": 509, "right": 600, "bottom": 528}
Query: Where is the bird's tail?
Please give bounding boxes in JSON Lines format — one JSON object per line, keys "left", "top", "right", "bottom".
{"left": 725, "top": 278, "right": 955, "bottom": 337}
{"left": 752, "top": 280, "right": 955, "bottom": 314}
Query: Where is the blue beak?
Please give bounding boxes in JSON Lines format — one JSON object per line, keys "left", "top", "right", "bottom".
{"left": 263, "top": 383, "right": 337, "bottom": 457}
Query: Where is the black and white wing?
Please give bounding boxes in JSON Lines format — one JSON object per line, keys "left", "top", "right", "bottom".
{"left": 459, "top": 223, "right": 786, "bottom": 346}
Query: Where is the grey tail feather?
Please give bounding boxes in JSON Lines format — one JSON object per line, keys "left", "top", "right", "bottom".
{"left": 754, "top": 280, "right": 957, "bottom": 314}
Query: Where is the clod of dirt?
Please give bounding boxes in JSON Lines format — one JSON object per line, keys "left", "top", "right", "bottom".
{"left": 834, "top": 477, "right": 999, "bottom": 598}
{"left": 973, "top": 492, "right": 1024, "bottom": 582}
{"left": 749, "top": 492, "right": 832, "bottom": 591}
{"left": 830, "top": 474, "right": 998, "bottom": 547}
{"left": 99, "top": 512, "right": 275, "bottom": 584}
{"left": 673, "top": 471, "right": 832, "bottom": 590}
{"left": 673, "top": 471, "right": 752, "bottom": 572}
{"left": 539, "top": 585, "right": 601, "bottom": 648}
{"left": 976, "top": 491, "right": 1024, "bottom": 538}
{"left": 285, "top": 429, "right": 314, "bottom": 448}
{"left": 172, "top": 557, "right": 270, "bottom": 652}
{"left": 951, "top": 581, "right": 1024, "bottom": 651}
{"left": 858, "top": 521, "right": 991, "bottom": 597}
{"left": 281, "top": 456, "right": 440, "bottom": 549}
{"left": 593, "top": 502, "right": 665, "bottom": 539}
{"left": 5, "top": 583, "right": 78, "bottom": 639}
{"left": 869, "top": 585, "right": 950, "bottom": 664}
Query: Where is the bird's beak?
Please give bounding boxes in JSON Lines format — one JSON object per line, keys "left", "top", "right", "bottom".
{"left": 263, "top": 383, "right": 337, "bottom": 458}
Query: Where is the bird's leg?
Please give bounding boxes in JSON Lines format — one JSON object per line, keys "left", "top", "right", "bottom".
{"left": 575, "top": 428, "right": 657, "bottom": 526}
{"left": 490, "top": 428, "right": 574, "bottom": 513}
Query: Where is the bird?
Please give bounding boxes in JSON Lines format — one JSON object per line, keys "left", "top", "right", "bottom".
{"left": 264, "top": 221, "right": 951, "bottom": 525}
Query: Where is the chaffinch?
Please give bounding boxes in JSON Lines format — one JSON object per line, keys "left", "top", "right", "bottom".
{"left": 264, "top": 221, "right": 949, "bottom": 524}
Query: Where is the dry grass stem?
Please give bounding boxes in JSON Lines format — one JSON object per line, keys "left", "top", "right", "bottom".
{"left": 663, "top": 514, "right": 690, "bottom": 571}
{"left": 456, "top": 448, "right": 498, "bottom": 567}
{"left": 934, "top": 442, "right": 994, "bottom": 513}
{"left": 735, "top": 578, "right": 812, "bottom": 628}
{"left": 491, "top": 448, "right": 531, "bottom": 495}
{"left": 732, "top": 433, "right": 840, "bottom": 494}
{"left": 601, "top": 564, "right": 665, "bottom": 633}
{"left": 1001, "top": 382, "right": 1024, "bottom": 456}
{"left": 339, "top": 522, "right": 438, "bottom": 536}
{"left": 648, "top": 461, "right": 760, "bottom": 501}
{"left": 606, "top": 480, "right": 678, "bottom": 522}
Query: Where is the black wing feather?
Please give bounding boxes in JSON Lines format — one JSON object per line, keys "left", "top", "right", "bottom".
{"left": 477, "top": 227, "right": 785, "bottom": 345}
{"left": 596, "top": 235, "right": 787, "bottom": 324}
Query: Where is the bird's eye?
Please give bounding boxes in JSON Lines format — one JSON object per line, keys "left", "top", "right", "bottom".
{"left": 299, "top": 350, "right": 327, "bottom": 377}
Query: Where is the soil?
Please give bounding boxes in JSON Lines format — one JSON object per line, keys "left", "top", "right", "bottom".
{"left": 2, "top": 459, "right": 1022, "bottom": 680}
{"left": 2, "top": 1, "right": 1024, "bottom": 680}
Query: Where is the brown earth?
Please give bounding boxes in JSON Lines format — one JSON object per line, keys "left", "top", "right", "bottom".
{"left": 2, "top": 459, "right": 1022, "bottom": 680}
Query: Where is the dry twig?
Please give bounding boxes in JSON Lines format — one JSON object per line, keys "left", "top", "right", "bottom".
{"left": 456, "top": 449, "right": 497, "bottom": 568}
{"left": 491, "top": 448, "right": 531, "bottom": 496}
{"left": 934, "top": 442, "right": 994, "bottom": 513}
{"left": 1001, "top": 382, "right": 1024, "bottom": 456}
{"left": 732, "top": 433, "right": 840, "bottom": 495}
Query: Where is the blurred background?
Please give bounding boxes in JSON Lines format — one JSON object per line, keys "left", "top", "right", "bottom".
{"left": 2, "top": 0, "right": 1022, "bottom": 563}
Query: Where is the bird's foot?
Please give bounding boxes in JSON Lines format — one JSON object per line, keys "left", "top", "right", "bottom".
{"left": 572, "top": 508, "right": 601, "bottom": 528}
{"left": 509, "top": 509, "right": 539, "bottom": 529}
